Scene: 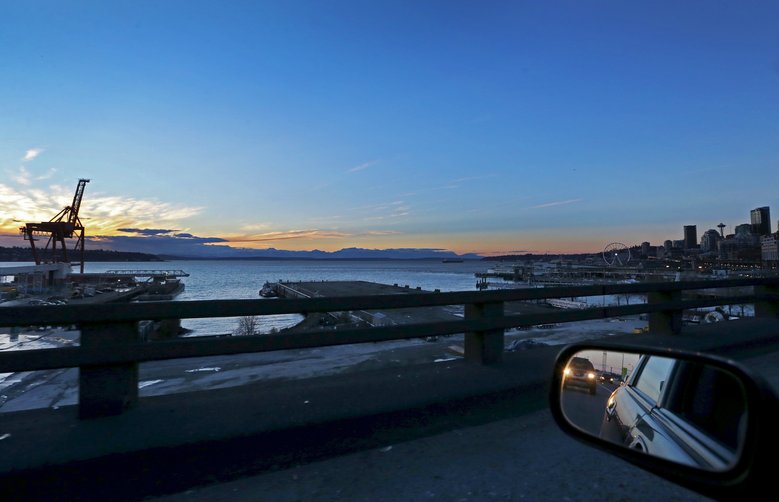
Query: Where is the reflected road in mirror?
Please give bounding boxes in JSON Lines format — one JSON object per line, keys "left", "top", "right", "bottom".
{"left": 560, "top": 350, "right": 747, "bottom": 471}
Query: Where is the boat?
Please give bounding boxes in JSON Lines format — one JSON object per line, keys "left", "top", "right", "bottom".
{"left": 442, "top": 258, "right": 464, "bottom": 263}
{"left": 259, "top": 282, "right": 278, "bottom": 297}
{"left": 134, "top": 278, "right": 185, "bottom": 301}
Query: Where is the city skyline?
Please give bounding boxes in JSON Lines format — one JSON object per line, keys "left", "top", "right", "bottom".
{"left": 2, "top": 2, "right": 778, "bottom": 257}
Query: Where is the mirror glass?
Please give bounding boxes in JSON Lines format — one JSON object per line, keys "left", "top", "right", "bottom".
{"left": 559, "top": 350, "right": 747, "bottom": 471}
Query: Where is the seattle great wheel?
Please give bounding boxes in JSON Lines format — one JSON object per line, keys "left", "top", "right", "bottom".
{"left": 603, "top": 243, "right": 631, "bottom": 266}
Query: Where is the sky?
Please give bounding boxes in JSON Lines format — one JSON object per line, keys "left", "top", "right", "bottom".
{"left": 1, "top": 1, "right": 778, "bottom": 257}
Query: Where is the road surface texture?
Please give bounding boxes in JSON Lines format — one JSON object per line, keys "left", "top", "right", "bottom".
{"left": 156, "top": 406, "right": 709, "bottom": 502}
{"left": 154, "top": 340, "right": 779, "bottom": 501}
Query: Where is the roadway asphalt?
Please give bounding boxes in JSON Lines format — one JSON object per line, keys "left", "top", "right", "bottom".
{"left": 2, "top": 317, "right": 779, "bottom": 501}
{"left": 154, "top": 321, "right": 779, "bottom": 502}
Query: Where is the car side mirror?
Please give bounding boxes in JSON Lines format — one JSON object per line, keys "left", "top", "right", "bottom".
{"left": 549, "top": 343, "right": 779, "bottom": 500}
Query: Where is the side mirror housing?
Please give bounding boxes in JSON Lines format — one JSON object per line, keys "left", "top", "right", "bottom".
{"left": 549, "top": 342, "right": 779, "bottom": 499}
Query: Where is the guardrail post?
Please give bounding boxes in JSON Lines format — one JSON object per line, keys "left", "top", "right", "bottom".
{"left": 79, "top": 321, "right": 139, "bottom": 418}
{"left": 754, "top": 284, "right": 779, "bottom": 318}
{"left": 647, "top": 290, "right": 682, "bottom": 335}
{"left": 464, "top": 301, "right": 504, "bottom": 364}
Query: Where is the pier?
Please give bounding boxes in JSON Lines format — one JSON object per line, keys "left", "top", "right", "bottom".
{"left": 269, "top": 280, "right": 462, "bottom": 327}
{"left": 267, "top": 280, "right": 555, "bottom": 329}
{"left": 0, "top": 267, "right": 188, "bottom": 304}
{"left": 475, "top": 263, "right": 734, "bottom": 288}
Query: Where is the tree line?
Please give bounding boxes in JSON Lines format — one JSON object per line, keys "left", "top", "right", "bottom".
{"left": 0, "top": 246, "right": 162, "bottom": 262}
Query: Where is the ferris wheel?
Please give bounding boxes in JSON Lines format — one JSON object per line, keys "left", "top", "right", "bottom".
{"left": 603, "top": 243, "right": 631, "bottom": 266}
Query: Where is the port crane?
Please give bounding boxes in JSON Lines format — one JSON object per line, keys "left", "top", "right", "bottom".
{"left": 20, "top": 178, "right": 90, "bottom": 273}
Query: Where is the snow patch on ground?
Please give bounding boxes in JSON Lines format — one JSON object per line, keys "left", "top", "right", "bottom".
{"left": 139, "top": 380, "right": 164, "bottom": 389}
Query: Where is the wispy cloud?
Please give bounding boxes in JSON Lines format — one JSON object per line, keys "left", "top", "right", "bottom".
{"left": 339, "top": 175, "right": 492, "bottom": 213}
{"left": 307, "top": 214, "right": 344, "bottom": 223}
{"left": 224, "top": 229, "right": 351, "bottom": 243}
{"left": 12, "top": 166, "right": 32, "bottom": 185}
{"left": 475, "top": 250, "right": 533, "bottom": 257}
{"left": 430, "top": 174, "right": 496, "bottom": 191}
{"left": 0, "top": 182, "right": 203, "bottom": 235}
{"left": 240, "top": 223, "right": 272, "bottom": 232}
{"left": 8, "top": 166, "right": 57, "bottom": 186}
{"left": 117, "top": 228, "right": 178, "bottom": 236}
{"left": 530, "top": 198, "right": 583, "bottom": 209}
{"left": 355, "top": 200, "right": 411, "bottom": 221}
{"left": 362, "top": 230, "right": 402, "bottom": 236}
{"left": 83, "top": 196, "right": 202, "bottom": 234}
{"left": 348, "top": 160, "right": 379, "bottom": 173}
{"left": 23, "top": 148, "right": 43, "bottom": 162}
{"left": 87, "top": 233, "right": 228, "bottom": 256}
{"left": 37, "top": 168, "right": 57, "bottom": 180}
{"left": 449, "top": 174, "right": 496, "bottom": 185}
{"left": 351, "top": 200, "right": 406, "bottom": 212}
{"left": 346, "top": 200, "right": 411, "bottom": 221}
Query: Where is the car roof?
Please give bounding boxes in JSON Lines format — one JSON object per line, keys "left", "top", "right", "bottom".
{"left": 570, "top": 357, "right": 594, "bottom": 367}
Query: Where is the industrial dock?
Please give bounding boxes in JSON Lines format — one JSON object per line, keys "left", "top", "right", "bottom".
{"left": 262, "top": 279, "right": 557, "bottom": 329}
{"left": 263, "top": 280, "right": 462, "bottom": 328}
{"left": 1, "top": 179, "right": 187, "bottom": 308}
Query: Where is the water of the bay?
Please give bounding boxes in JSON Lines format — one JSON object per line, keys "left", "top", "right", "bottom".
{"left": 81, "top": 259, "right": 494, "bottom": 335}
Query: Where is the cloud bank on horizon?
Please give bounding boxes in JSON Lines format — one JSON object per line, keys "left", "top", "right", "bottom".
{"left": 88, "top": 230, "right": 481, "bottom": 259}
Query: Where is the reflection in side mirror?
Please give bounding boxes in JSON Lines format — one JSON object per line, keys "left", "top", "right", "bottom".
{"left": 558, "top": 349, "right": 747, "bottom": 472}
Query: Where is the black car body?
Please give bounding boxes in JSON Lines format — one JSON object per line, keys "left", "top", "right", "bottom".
{"left": 598, "top": 371, "right": 621, "bottom": 384}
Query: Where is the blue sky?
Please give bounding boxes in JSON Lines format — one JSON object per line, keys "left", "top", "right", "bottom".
{"left": 1, "top": 1, "right": 778, "bottom": 256}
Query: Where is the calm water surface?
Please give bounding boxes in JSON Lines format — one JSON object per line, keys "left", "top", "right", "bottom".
{"left": 79, "top": 259, "right": 493, "bottom": 335}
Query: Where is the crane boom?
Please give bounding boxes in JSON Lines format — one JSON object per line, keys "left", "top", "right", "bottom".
{"left": 68, "top": 179, "right": 89, "bottom": 225}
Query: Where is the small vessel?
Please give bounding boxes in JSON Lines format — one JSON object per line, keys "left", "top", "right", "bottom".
{"left": 442, "top": 258, "right": 464, "bottom": 263}
{"left": 135, "top": 278, "right": 185, "bottom": 301}
{"left": 259, "top": 282, "right": 278, "bottom": 298}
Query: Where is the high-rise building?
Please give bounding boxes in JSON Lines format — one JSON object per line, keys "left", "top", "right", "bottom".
{"left": 761, "top": 235, "right": 779, "bottom": 264}
{"left": 683, "top": 225, "right": 697, "bottom": 249}
{"left": 700, "top": 229, "right": 721, "bottom": 254}
{"left": 750, "top": 206, "right": 771, "bottom": 236}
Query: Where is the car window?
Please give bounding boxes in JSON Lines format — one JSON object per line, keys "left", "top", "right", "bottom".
{"left": 633, "top": 356, "right": 676, "bottom": 404}
{"left": 665, "top": 363, "right": 747, "bottom": 451}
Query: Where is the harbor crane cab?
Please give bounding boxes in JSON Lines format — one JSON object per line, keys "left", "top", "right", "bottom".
{"left": 20, "top": 178, "right": 90, "bottom": 273}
